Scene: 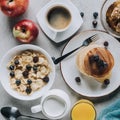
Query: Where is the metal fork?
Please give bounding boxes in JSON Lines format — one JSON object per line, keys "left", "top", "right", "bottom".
{"left": 52, "top": 34, "right": 99, "bottom": 64}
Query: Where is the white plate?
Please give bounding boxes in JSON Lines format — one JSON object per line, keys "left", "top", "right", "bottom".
{"left": 60, "top": 30, "right": 120, "bottom": 98}
{"left": 36, "top": 0, "right": 83, "bottom": 43}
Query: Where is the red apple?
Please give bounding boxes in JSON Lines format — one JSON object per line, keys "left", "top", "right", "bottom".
{"left": 0, "top": 0, "right": 29, "bottom": 17}
{"left": 13, "top": 19, "right": 39, "bottom": 43}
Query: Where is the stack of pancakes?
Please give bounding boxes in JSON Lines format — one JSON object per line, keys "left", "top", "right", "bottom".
{"left": 106, "top": 0, "right": 120, "bottom": 33}
{"left": 76, "top": 44, "right": 114, "bottom": 83}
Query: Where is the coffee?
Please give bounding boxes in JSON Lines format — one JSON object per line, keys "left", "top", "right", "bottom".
{"left": 47, "top": 6, "right": 71, "bottom": 30}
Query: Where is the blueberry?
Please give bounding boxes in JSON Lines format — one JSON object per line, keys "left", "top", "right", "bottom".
{"left": 99, "top": 65, "right": 105, "bottom": 72}
{"left": 104, "top": 41, "right": 109, "bottom": 47}
{"left": 26, "top": 87, "right": 32, "bottom": 94}
{"left": 103, "top": 61, "right": 108, "bottom": 68}
{"left": 10, "top": 71, "right": 15, "bottom": 77}
{"left": 9, "top": 65, "right": 14, "bottom": 70}
{"left": 33, "top": 65, "right": 37, "bottom": 71}
{"left": 89, "top": 55, "right": 94, "bottom": 64}
{"left": 27, "top": 79, "right": 32, "bottom": 85}
{"left": 104, "top": 79, "right": 110, "bottom": 85}
{"left": 15, "top": 80, "right": 21, "bottom": 86}
{"left": 22, "top": 71, "right": 29, "bottom": 78}
{"left": 14, "top": 59, "right": 19, "bottom": 65}
{"left": 80, "top": 12, "right": 84, "bottom": 17}
{"left": 93, "top": 54, "right": 99, "bottom": 62}
{"left": 92, "top": 20, "right": 98, "bottom": 28}
{"left": 26, "top": 65, "right": 32, "bottom": 71}
{"left": 33, "top": 56, "right": 39, "bottom": 63}
{"left": 93, "top": 12, "right": 98, "bottom": 19}
{"left": 97, "top": 59, "right": 104, "bottom": 67}
{"left": 43, "top": 76, "right": 49, "bottom": 83}
{"left": 75, "top": 77, "right": 81, "bottom": 83}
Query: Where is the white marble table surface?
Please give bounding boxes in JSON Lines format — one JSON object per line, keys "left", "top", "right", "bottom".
{"left": 0, "top": 0, "right": 120, "bottom": 120}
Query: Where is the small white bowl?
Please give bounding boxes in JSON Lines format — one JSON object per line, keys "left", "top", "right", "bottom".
{"left": 0, "top": 44, "right": 55, "bottom": 101}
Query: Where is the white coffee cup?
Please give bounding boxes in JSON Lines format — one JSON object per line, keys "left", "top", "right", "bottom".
{"left": 45, "top": 3, "right": 73, "bottom": 39}
{"left": 31, "top": 89, "right": 71, "bottom": 119}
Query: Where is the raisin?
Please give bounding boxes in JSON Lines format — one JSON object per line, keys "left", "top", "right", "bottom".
{"left": 22, "top": 71, "right": 29, "bottom": 78}
{"left": 43, "top": 76, "right": 49, "bottom": 83}
{"left": 33, "top": 56, "right": 39, "bottom": 63}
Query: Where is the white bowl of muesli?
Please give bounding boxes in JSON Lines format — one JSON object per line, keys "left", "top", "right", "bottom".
{"left": 0, "top": 44, "right": 55, "bottom": 101}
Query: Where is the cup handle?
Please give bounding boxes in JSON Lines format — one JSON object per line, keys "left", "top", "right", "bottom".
{"left": 31, "top": 104, "right": 42, "bottom": 113}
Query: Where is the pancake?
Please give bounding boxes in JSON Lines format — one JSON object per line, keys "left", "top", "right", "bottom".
{"left": 76, "top": 44, "right": 114, "bottom": 83}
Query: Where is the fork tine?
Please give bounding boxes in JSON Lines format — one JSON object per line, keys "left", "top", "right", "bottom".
{"left": 91, "top": 34, "right": 99, "bottom": 42}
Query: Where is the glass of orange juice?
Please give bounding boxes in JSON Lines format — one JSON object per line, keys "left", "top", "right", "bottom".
{"left": 71, "top": 99, "right": 96, "bottom": 120}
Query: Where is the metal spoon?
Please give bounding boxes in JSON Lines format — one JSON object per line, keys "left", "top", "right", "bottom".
{"left": 0, "top": 107, "right": 47, "bottom": 120}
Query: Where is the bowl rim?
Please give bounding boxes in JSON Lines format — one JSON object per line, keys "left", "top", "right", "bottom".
{"left": 0, "top": 44, "right": 55, "bottom": 101}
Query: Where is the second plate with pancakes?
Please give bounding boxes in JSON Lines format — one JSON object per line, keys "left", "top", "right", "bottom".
{"left": 60, "top": 30, "right": 120, "bottom": 98}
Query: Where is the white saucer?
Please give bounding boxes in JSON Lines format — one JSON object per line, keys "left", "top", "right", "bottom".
{"left": 36, "top": 0, "right": 83, "bottom": 43}
{"left": 60, "top": 30, "right": 120, "bottom": 98}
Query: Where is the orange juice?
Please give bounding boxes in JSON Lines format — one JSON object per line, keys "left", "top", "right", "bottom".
{"left": 71, "top": 99, "right": 96, "bottom": 120}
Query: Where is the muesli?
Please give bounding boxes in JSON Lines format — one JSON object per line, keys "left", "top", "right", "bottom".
{"left": 7, "top": 50, "right": 51, "bottom": 95}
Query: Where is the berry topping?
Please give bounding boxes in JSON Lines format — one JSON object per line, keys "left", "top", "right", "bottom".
{"left": 93, "top": 54, "right": 99, "bottom": 62}
{"left": 27, "top": 79, "right": 32, "bottom": 85}
{"left": 33, "top": 56, "right": 39, "bottom": 63}
{"left": 97, "top": 59, "right": 104, "bottom": 67}
{"left": 10, "top": 71, "right": 15, "bottom": 77}
{"left": 92, "top": 20, "right": 98, "bottom": 28}
{"left": 15, "top": 80, "right": 21, "bottom": 86}
{"left": 9, "top": 65, "right": 14, "bottom": 70}
{"left": 103, "top": 61, "right": 108, "bottom": 68}
{"left": 80, "top": 12, "right": 84, "bottom": 18}
{"left": 26, "top": 87, "right": 32, "bottom": 94}
{"left": 14, "top": 59, "right": 19, "bottom": 65}
{"left": 75, "top": 77, "right": 81, "bottom": 83}
{"left": 104, "top": 79, "right": 110, "bottom": 85}
{"left": 22, "top": 71, "right": 29, "bottom": 78}
{"left": 89, "top": 55, "right": 94, "bottom": 64}
{"left": 43, "top": 76, "right": 49, "bottom": 83}
{"left": 104, "top": 41, "right": 109, "bottom": 47}
{"left": 93, "top": 12, "right": 98, "bottom": 19}
{"left": 26, "top": 65, "right": 32, "bottom": 71}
